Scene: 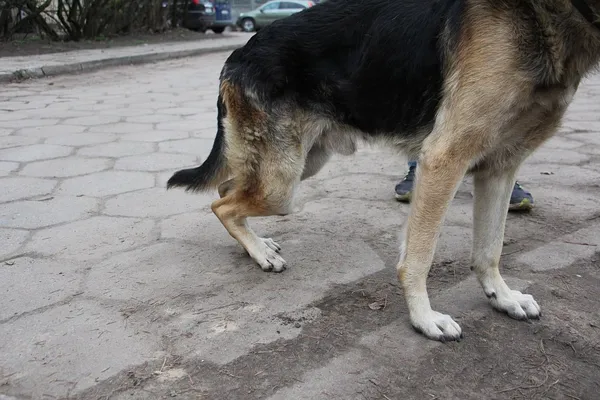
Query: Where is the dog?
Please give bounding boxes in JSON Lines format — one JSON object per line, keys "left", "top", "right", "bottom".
{"left": 168, "top": 0, "right": 600, "bottom": 342}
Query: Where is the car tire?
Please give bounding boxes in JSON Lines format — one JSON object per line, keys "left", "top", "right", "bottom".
{"left": 240, "top": 18, "right": 255, "bottom": 32}
{"left": 212, "top": 27, "right": 225, "bottom": 34}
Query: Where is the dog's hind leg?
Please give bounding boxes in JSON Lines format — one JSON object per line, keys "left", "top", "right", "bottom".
{"left": 211, "top": 144, "right": 302, "bottom": 272}
{"left": 472, "top": 168, "right": 541, "bottom": 319}
{"left": 212, "top": 190, "right": 287, "bottom": 272}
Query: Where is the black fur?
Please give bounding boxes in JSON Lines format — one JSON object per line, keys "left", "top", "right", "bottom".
{"left": 222, "top": 0, "right": 462, "bottom": 135}
{"left": 168, "top": 0, "right": 463, "bottom": 192}
{"left": 166, "top": 95, "right": 227, "bottom": 192}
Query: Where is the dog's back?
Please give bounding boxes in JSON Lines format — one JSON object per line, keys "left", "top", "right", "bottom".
{"left": 222, "top": 0, "right": 462, "bottom": 136}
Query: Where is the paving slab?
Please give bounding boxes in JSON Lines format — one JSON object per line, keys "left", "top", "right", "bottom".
{"left": 0, "top": 257, "right": 83, "bottom": 320}
{"left": 0, "top": 228, "right": 29, "bottom": 259}
{"left": 0, "top": 196, "right": 98, "bottom": 229}
{"left": 0, "top": 144, "right": 72, "bottom": 162}
{"left": 0, "top": 300, "right": 159, "bottom": 398}
{"left": 25, "top": 216, "right": 156, "bottom": 261}
{"left": 0, "top": 177, "right": 57, "bottom": 202}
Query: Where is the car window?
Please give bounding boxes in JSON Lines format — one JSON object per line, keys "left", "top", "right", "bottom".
{"left": 261, "top": 2, "right": 280, "bottom": 10}
{"left": 279, "top": 1, "right": 305, "bottom": 9}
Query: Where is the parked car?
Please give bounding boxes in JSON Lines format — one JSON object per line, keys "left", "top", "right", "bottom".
{"left": 183, "top": 0, "right": 229, "bottom": 34}
{"left": 235, "top": 0, "right": 315, "bottom": 32}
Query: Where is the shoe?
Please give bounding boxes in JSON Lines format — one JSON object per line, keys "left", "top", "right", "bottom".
{"left": 395, "top": 164, "right": 416, "bottom": 202}
{"left": 509, "top": 181, "right": 534, "bottom": 211}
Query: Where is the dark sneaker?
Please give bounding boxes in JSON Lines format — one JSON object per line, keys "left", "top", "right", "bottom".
{"left": 395, "top": 165, "right": 416, "bottom": 202}
{"left": 509, "top": 181, "right": 534, "bottom": 211}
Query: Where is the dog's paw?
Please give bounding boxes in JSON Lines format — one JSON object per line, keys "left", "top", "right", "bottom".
{"left": 255, "top": 243, "right": 286, "bottom": 273}
{"left": 246, "top": 238, "right": 286, "bottom": 272}
{"left": 489, "top": 290, "right": 541, "bottom": 320}
{"left": 261, "top": 237, "right": 281, "bottom": 252}
{"left": 411, "top": 311, "right": 462, "bottom": 342}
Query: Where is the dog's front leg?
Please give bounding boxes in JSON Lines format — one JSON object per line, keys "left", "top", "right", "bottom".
{"left": 471, "top": 170, "right": 541, "bottom": 319}
{"left": 397, "top": 153, "right": 469, "bottom": 342}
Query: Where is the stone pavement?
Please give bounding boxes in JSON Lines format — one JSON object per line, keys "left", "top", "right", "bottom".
{"left": 1, "top": 53, "right": 600, "bottom": 400}
{"left": 0, "top": 33, "right": 252, "bottom": 83}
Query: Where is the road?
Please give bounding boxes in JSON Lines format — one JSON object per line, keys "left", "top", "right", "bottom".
{"left": 1, "top": 53, "right": 599, "bottom": 400}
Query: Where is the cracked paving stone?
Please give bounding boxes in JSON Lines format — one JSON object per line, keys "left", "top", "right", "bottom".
{"left": 126, "top": 114, "right": 175, "bottom": 123}
{"left": 0, "top": 113, "right": 24, "bottom": 122}
{"left": 45, "top": 133, "right": 117, "bottom": 146}
{"left": 540, "top": 135, "right": 585, "bottom": 149}
{"left": 26, "top": 216, "right": 155, "bottom": 261}
{"left": 567, "top": 132, "right": 600, "bottom": 146}
{"left": 0, "top": 161, "right": 19, "bottom": 176}
{"left": 517, "top": 225, "right": 600, "bottom": 271}
{"left": 158, "top": 138, "right": 215, "bottom": 156}
{"left": 156, "top": 120, "right": 206, "bottom": 132}
{"left": 69, "top": 103, "right": 121, "bottom": 112}
{"left": 57, "top": 170, "right": 154, "bottom": 197}
{"left": 522, "top": 186, "right": 600, "bottom": 222}
{"left": 517, "top": 163, "right": 600, "bottom": 186}
{"left": 62, "top": 115, "right": 121, "bottom": 126}
{"left": 562, "top": 120, "right": 600, "bottom": 131}
{"left": 0, "top": 119, "right": 59, "bottom": 129}
{"left": 159, "top": 107, "right": 200, "bottom": 116}
{"left": 191, "top": 127, "right": 219, "bottom": 139}
{"left": 90, "top": 122, "right": 153, "bottom": 134}
{"left": 96, "top": 108, "right": 150, "bottom": 117}
{"left": 0, "top": 136, "right": 39, "bottom": 150}
{"left": 0, "top": 300, "right": 159, "bottom": 399}
{"left": 85, "top": 242, "right": 216, "bottom": 302}
{"left": 128, "top": 101, "right": 177, "bottom": 110}
{"left": 104, "top": 187, "right": 212, "bottom": 218}
{"left": 0, "top": 228, "right": 28, "bottom": 259}
{"left": 0, "top": 177, "right": 57, "bottom": 203}
{"left": 22, "top": 108, "right": 92, "bottom": 119}
{"left": 0, "top": 257, "right": 83, "bottom": 320}
{"left": 517, "top": 147, "right": 590, "bottom": 165}
{"left": 0, "top": 196, "right": 98, "bottom": 229}
{"left": 0, "top": 144, "right": 72, "bottom": 162}
{"left": 77, "top": 141, "right": 155, "bottom": 157}
{"left": 120, "top": 130, "right": 189, "bottom": 142}
{"left": 115, "top": 152, "right": 197, "bottom": 172}
{"left": 20, "top": 157, "right": 110, "bottom": 178}
{"left": 16, "top": 125, "right": 86, "bottom": 138}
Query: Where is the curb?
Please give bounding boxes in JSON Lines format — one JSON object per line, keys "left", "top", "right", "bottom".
{"left": 0, "top": 43, "right": 242, "bottom": 84}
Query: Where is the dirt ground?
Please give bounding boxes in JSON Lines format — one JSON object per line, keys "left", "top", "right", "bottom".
{"left": 0, "top": 28, "right": 229, "bottom": 58}
{"left": 77, "top": 252, "right": 600, "bottom": 400}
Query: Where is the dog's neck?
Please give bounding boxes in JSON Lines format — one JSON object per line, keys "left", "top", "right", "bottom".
{"left": 571, "top": 0, "right": 600, "bottom": 31}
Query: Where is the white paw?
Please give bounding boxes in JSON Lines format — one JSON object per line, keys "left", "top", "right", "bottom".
{"left": 411, "top": 310, "right": 463, "bottom": 342}
{"left": 253, "top": 243, "right": 286, "bottom": 273}
{"left": 489, "top": 290, "right": 541, "bottom": 320}
{"left": 261, "top": 237, "right": 281, "bottom": 252}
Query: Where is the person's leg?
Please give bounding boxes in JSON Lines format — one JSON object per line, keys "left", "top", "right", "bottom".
{"left": 509, "top": 181, "right": 534, "bottom": 211}
{"left": 394, "top": 160, "right": 417, "bottom": 202}
{"left": 396, "top": 163, "right": 535, "bottom": 212}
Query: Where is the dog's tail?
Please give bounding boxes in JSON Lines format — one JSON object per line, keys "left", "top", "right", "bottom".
{"left": 167, "top": 95, "right": 228, "bottom": 192}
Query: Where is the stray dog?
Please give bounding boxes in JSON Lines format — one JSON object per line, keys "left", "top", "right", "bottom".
{"left": 168, "top": 0, "right": 600, "bottom": 342}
